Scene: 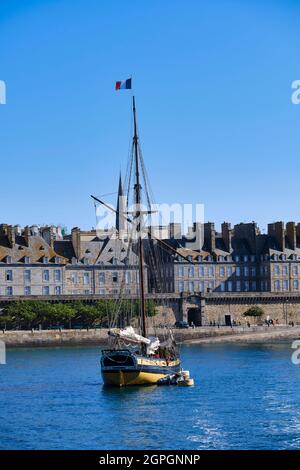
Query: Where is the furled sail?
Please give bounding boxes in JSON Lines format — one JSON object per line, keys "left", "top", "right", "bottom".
{"left": 108, "top": 326, "right": 160, "bottom": 354}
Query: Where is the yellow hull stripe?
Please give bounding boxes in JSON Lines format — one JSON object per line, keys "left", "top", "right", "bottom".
{"left": 102, "top": 370, "right": 169, "bottom": 386}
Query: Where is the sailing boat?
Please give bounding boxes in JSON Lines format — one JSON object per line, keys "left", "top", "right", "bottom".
{"left": 94, "top": 97, "right": 181, "bottom": 386}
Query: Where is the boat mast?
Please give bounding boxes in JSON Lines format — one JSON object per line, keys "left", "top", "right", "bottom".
{"left": 132, "top": 96, "right": 147, "bottom": 341}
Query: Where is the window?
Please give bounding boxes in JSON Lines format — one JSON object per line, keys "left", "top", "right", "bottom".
{"left": 199, "top": 281, "right": 205, "bottom": 292}
{"left": 282, "top": 265, "right": 288, "bottom": 276}
{"left": 208, "top": 281, "right": 214, "bottom": 291}
{"left": 84, "top": 289, "right": 91, "bottom": 295}
{"left": 24, "top": 270, "right": 31, "bottom": 283}
{"left": 188, "top": 267, "right": 194, "bottom": 278}
{"left": 283, "top": 280, "right": 289, "bottom": 291}
{"left": 43, "top": 270, "right": 50, "bottom": 282}
{"left": 251, "top": 281, "right": 257, "bottom": 291}
{"left": 6, "top": 256, "right": 12, "bottom": 264}
{"left": 99, "top": 272, "right": 105, "bottom": 285}
{"left": 43, "top": 286, "right": 50, "bottom": 295}
{"left": 24, "top": 256, "right": 30, "bottom": 264}
{"left": 264, "top": 266, "right": 268, "bottom": 276}
{"left": 71, "top": 272, "right": 78, "bottom": 284}
{"left": 274, "top": 265, "right": 280, "bottom": 275}
{"left": 227, "top": 281, "right": 233, "bottom": 292}
{"left": 55, "top": 257, "right": 61, "bottom": 264}
{"left": 243, "top": 255, "right": 248, "bottom": 262}
{"left": 199, "top": 266, "right": 205, "bottom": 277}
{"left": 260, "top": 266, "right": 264, "bottom": 276}
{"left": 235, "top": 255, "right": 240, "bottom": 262}
{"left": 219, "top": 266, "right": 225, "bottom": 277}
{"left": 274, "top": 280, "right": 281, "bottom": 291}
{"left": 220, "top": 282, "right": 225, "bottom": 292}
{"left": 24, "top": 286, "right": 31, "bottom": 295}
{"left": 227, "top": 266, "right": 233, "bottom": 276}
{"left": 5, "top": 270, "right": 13, "bottom": 281}
{"left": 43, "top": 256, "right": 49, "bottom": 264}
{"left": 55, "top": 286, "right": 61, "bottom": 295}
{"left": 236, "top": 267, "right": 241, "bottom": 277}
{"left": 125, "top": 272, "right": 131, "bottom": 284}
{"left": 293, "top": 280, "right": 299, "bottom": 290}
{"left": 112, "top": 272, "right": 118, "bottom": 283}
{"left": 208, "top": 266, "right": 214, "bottom": 277}
{"left": 6, "top": 286, "right": 13, "bottom": 296}
{"left": 178, "top": 281, "right": 184, "bottom": 293}
{"left": 293, "top": 265, "right": 298, "bottom": 276}
{"left": 251, "top": 255, "right": 256, "bottom": 262}
{"left": 244, "top": 267, "right": 249, "bottom": 277}
{"left": 251, "top": 267, "right": 256, "bottom": 277}
{"left": 83, "top": 272, "right": 90, "bottom": 285}
{"left": 236, "top": 281, "right": 241, "bottom": 292}
{"left": 188, "top": 281, "right": 194, "bottom": 293}
{"left": 178, "top": 266, "right": 184, "bottom": 277}
{"left": 99, "top": 288, "right": 106, "bottom": 295}
{"left": 54, "top": 270, "right": 61, "bottom": 282}
{"left": 244, "top": 281, "right": 250, "bottom": 292}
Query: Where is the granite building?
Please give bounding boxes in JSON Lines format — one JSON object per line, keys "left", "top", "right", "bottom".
{"left": 0, "top": 183, "right": 300, "bottom": 300}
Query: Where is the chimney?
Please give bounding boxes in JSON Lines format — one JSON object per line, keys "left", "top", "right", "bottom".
{"left": 169, "top": 223, "right": 182, "bottom": 240}
{"left": 0, "top": 224, "right": 8, "bottom": 236}
{"left": 268, "top": 221, "right": 285, "bottom": 252}
{"left": 7, "top": 225, "right": 15, "bottom": 247}
{"left": 41, "top": 226, "right": 56, "bottom": 249}
{"left": 234, "top": 222, "right": 259, "bottom": 253}
{"left": 204, "top": 222, "right": 216, "bottom": 253}
{"left": 296, "top": 224, "right": 300, "bottom": 246}
{"left": 286, "top": 222, "right": 296, "bottom": 250}
{"left": 71, "top": 227, "right": 81, "bottom": 260}
{"left": 222, "top": 222, "right": 232, "bottom": 252}
{"left": 23, "top": 226, "right": 30, "bottom": 246}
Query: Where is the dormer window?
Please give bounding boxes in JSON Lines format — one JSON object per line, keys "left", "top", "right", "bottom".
{"left": 83, "top": 257, "right": 89, "bottom": 265}
{"left": 55, "top": 256, "right": 61, "bottom": 264}
{"left": 24, "top": 256, "right": 30, "bottom": 264}
{"left": 43, "top": 256, "right": 49, "bottom": 264}
{"left": 6, "top": 256, "right": 12, "bottom": 264}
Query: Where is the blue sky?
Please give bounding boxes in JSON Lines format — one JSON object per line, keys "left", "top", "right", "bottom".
{"left": 1, "top": 0, "right": 300, "bottom": 233}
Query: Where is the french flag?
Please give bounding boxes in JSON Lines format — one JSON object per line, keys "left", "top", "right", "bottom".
{"left": 115, "top": 78, "right": 132, "bottom": 90}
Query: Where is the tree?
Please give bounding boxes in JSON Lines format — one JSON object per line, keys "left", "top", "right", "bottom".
{"left": 243, "top": 306, "right": 264, "bottom": 318}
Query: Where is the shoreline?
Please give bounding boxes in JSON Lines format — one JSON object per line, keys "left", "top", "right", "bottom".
{"left": 1, "top": 325, "right": 299, "bottom": 348}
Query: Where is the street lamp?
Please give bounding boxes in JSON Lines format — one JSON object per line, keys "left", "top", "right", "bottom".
{"left": 285, "top": 299, "right": 288, "bottom": 326}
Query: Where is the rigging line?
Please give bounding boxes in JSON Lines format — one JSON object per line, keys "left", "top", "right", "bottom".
{"left": 97, "top": 191, "right": 118, "bottom": 198}
{"left": 91, "top": 194, "right": 194, "bottom": 265}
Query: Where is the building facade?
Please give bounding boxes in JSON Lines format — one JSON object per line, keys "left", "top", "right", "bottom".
{"left": 1, "top": 220, "right": 300, "bottom": 299}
